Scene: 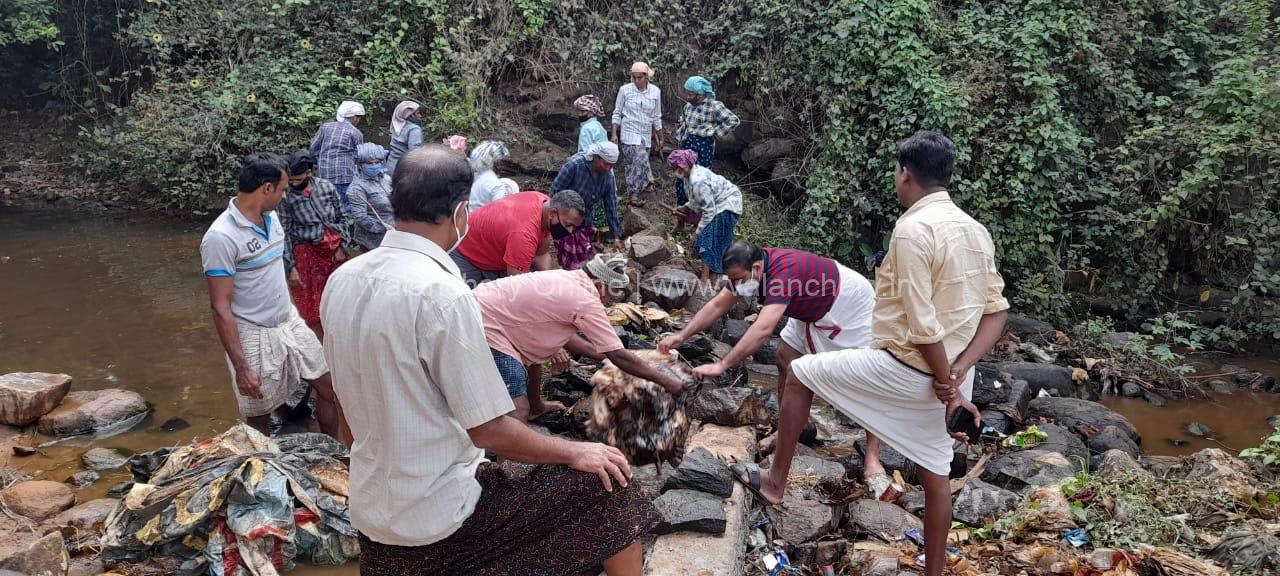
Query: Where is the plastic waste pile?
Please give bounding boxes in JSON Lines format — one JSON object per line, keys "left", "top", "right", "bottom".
{"left": 100, "top": 425, "right": 357, "bottom": 575}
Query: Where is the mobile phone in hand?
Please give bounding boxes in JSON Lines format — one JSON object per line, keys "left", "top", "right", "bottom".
{"left": 948, "top": 406, "right": 981, "bottom": 442}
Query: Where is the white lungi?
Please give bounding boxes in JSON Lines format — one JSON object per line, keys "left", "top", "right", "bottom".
{"left": 225, "top": 307, "right": 328, "bottom": 417}
{"left": 790, "top": 348, "right": 974, "bottom": 476}
{"left": 779, "top": 264, "right": 875, "bottom": 354}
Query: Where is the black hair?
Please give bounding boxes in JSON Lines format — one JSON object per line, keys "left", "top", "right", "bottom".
{"left": 721, "top": 240, "right": 763, "bottom": 272}
{"left": 237, "top": 152, "right": 288, "bottom": 194}
{"left": 391, "top": 145, "right": 474, "bottom": 224}
{"left": 549, "top": 189, "right": 586, "bottom": 217}
{"left": 896, "top": 131, "right": 956, "bottom": 188}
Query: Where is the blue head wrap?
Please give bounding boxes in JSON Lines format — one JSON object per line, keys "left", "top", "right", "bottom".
{"left": 356, "top": 142, "right": 388, "bottom": 163}
{"left": 683, "top": 76, "right": 715, "bottom": 100}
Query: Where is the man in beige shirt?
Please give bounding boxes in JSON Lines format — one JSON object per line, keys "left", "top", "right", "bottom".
{"left": 729, "top": 132, "right": 1008, "bottom": 576}
{"left": 320, "top": 145, "right": 657, "bottom": 575}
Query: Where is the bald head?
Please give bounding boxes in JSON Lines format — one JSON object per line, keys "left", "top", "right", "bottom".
{"left": 391, "top": 145, "right": 474, "bottom": 224}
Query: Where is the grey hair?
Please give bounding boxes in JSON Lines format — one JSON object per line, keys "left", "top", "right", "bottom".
{"left": 549, "top": 189, "right": 586, "bottom": 215}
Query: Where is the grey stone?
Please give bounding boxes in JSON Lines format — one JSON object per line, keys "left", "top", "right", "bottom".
{"left": 722, "top": 318, "right": 750, "bottom": 346}
{"left": 981, "top": 450, "right": 1076, "bottom": 490}
{"left": 897, "top": 491, "right": 928, "bottom": 515}
{"left": 0, "top": 372, "right": 73, "bottom": 426}
{"left": 1088, "top": 426, "right": 1140, "bottom": 460}
{"left": 747, "top": 363, "right": 779, "bottom": 379}
{"left": 0, "top": 480, "right": 76, "bottom": 522}
{"left": 1027, "top": 397, "right": 1140, "bottom": 444}
{"left": 1007, "top": 379, "right": 1033, "bottom": 419}
{"left": 36, "top": 389, "right": 148, "bottom": 438}
{"left": 630, "top": 235, "right": 672, "bottom": 268}
{"left": 1144, "top": 391, "right": 1167, "bottom": 407}
{"left": 81, "top": 447, "right": 130, "bottom": 471}
{"left": 753, "top": 338, "right": 779, "bottom": 365}
{"left": 686, "top": 387, "right": 770, "bottom": 427}
{"left": 621, "top": 208, "right": 653, "bottom": 237}
{"left": 676, "top": 334, "right": 715, "bottom": 362}
{"left": 778, "top": 490, "right": 836, "bottom": 544}
{"left": 786, "top": 455, "right": 846, "bottom": 482}
{"left": 1186, "top": 421, "right": 1214, "bottom": 438}
{"left": 1097, "top": 449, "right": 1149, "bottom": 478}
{"left": 1033, "top": 423, "right": 1089, "bottom": 462}
{"left": 952, "top": 478, "right": 1020, "bottom": 525}
{"left": 156, "top": 417, "right": 191, "bottom": 433}
{"left": 632, "top": 463, "right": 675, "bottom": 500}
{"left": 1120, "top": 381, "right": 1143, "bottom": 398}
{"left": 981, "top": 409, "right": 1015, "bottom": 435}
{"left": 663, "top": 448, "right": 733, "bottom": 497}
{"left": 0, "top": 532, "right": 68, "bottom": 576}
{"left": 741, "top": 138, "right": 799, "bottom": 170}
{"left": 848, "top": 499, "right": 922, "bottom": 535}
{"left": 43, "top": 498, "right": 117, "bottom": 542}
{"left": 992, "top": 362, "right": 1077, "bottom": 396}
{"left": 1208, "top": 379, "right": 1236, "bottom": 395}
{"left": 972, "top": 364, "right": 1009, "bottom": 407}
{"left": 638, "top": 268, "right": 698, "bottom": 310}
{"left": 64, "top": 471, "right": 99, "bottom": 490}
{"left": 1004, "top": 314, "right": 1057, "bottom": 344}
{"left": 652, "top": 489, "right": 726, "bottom": 535}
{"left": 1267, "top": 415, "right": 1280, "bottom": 429}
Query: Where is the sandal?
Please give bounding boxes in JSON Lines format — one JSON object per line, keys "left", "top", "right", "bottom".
{"left": 725, "top": 459, "right": 783, "bottom": 508}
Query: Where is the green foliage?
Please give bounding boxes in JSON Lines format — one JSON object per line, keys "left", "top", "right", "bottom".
{"left": 1241, "top": 427, "right": 1280, "bottom": 468}
{"left": 0, "top": 0, "right": 60, "bottom": 48}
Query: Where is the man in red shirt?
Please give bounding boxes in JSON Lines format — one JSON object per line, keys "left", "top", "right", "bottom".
{"left": 450, "top": 190, "right": 587, "bottom": 288}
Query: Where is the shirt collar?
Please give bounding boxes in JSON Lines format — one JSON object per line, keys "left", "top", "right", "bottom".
{"left": 902, "top": 190, "right": 952, "bottom": 217}
{"left": 228, "top": 197, "right": 272, "bottom": 240}
{"left": 379, "top": 230, "right": 463, "bottom": 278}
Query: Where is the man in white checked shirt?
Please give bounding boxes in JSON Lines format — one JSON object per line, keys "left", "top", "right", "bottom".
{"left": 320, "top": 145, "right": 657, "bottom": 575}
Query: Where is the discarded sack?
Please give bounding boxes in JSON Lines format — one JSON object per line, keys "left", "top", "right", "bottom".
{"left": 587, "top": 349, "right": 693, "bottom": 467}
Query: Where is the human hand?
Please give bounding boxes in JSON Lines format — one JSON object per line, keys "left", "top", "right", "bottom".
{"left": 235, "top": 366, "right": 263, "bottom": 399}
{"left": 549, "top": 350, "right": 571, "bottom": 374}
{"left": 692, "top": 361, "right": 726, "bottom": 381}
{"left": 610, "top": 239, "right": 624, "bottom": 253}
{"left": 657, "top": 334, "right": 685, "bottom": 354}
{"left": 609, "top": 134, "right": 619, "bottom": 145}
{"left": 570, "top": 442, "right": 632, "bottom": 492}
{"left": 933, "top": 378, "right": 958, "bottom": 403}
{"left": 948, "top": 359, "right": 975, "bottom": 387}
{"left": 288, "top": 268, "right": 302, "bottom": 289}
{"left": 945, "top": 398, "right": 982, "bottom": 443}
{"left": 660, "top": 375, "right": 688, "bottom": 396}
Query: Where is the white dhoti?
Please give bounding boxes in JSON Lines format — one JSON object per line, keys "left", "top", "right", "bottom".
{"left": 779, "top": 264, "right": 875, "bottom": 355}
{"left": 225, "top": 307, "right": 328, "bottom": 417}
{"left": 790, "top": 348, "right": 973, "bottom": 476}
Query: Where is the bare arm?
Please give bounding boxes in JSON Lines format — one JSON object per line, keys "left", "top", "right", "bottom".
{"left": 605, "top": 349, "right": 687, "bottom": 395}
{"left": 468, "top": 415, "right": 632, "bottom": 491}
{"left": 566, "top": 334, "right": 605, "bottom": 361}
{"left": 715, "top": 303, "right": 786, "bottom": 368}
{"left": 658, "top": 287, "right": 738, "bottom": 352}
{"left": 207, "top": 277, "right": 261, "bottom": 399}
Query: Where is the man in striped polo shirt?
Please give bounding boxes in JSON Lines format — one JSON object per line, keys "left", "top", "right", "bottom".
{"left": 658, "top": 241, "right": 875, "bottom": 447}
{"left": 200, "top": 152, "right": 349, "bottom": 443}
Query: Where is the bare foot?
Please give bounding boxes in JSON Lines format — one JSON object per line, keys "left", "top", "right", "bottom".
{"left": 529, "top": 400, "right": 567, "bottom": 419}
{"left": 757, "top": 432, "right": 777, "bottom": 454}
{"left": 728, "top": 457, "right": 786, "bottom": 505}
{"left": 862, "top": 455, "right": 887, "bottom": 480}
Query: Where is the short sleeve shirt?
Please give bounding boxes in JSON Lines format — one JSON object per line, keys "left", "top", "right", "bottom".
{"left": 760, "top": 248, "right": 841, "bottom": 323}
{"left": 199, "top": 198, "right": 292, "bottom": 327}
{"left": 456, "top": 191, "right": 550, "bottom": 273}
{"left": 475, "top": 270, "right": 624, "bottom": 365}
{"left": 319, "top": 230, "right": 515, "bottom": 546}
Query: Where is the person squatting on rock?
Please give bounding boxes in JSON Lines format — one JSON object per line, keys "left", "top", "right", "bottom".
{"left": 611, "top": 61, "right": 663, "bottom": 207}
{"left": 475, "top": 255, "right": 688, "bottom": 422}
{"left": 450, "top": 189, "right": 586, "bottom": 288}
{"left": 200, "top": 153, "right": 350, "bottom": 444}
{"left": 277, "top": 151, "right": 353, "bottom": 341}
{"left": 659, "top": 240, "right": 875, "bottom": 451}
{"left": 673, "top": 75, "right": 740, "bottom": 234}
{"left": 346, "top": 143, "right": 395, "bottom": 252}
{"left": 731, "top": 132, "right": 1009, "bottom": 576}
{"left": 551, "top": 141, "right": 624, "bottom": 270}
{"left": 666, "top": 148, "right": 742, "bottom": 280}
{"left": 319, "top": 145, "right": 658, "bottom": 576}
{"left": 309, "top": 100, "right": 366, "bottom": 209}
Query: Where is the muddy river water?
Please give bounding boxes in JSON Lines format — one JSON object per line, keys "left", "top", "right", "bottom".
{"left": 1, "top": 209, "right": 1277, "bottom": 572}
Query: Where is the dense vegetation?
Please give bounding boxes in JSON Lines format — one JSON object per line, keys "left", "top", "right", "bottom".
{"left": 2, "top": 0, "right": 1278, "bottom": 343}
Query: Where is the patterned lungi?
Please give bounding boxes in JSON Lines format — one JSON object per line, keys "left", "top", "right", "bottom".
{"left": 696, "top": 211, "right": 740, "bottom": 274}
{"left": 358, "top": 461, "right": 659, "bottom": 576}
{"left": 290, "top": 229, "right": 344, "bottom": 326}
{"left": 621, "top": 144, "right": 652, "bottom": 200}
{"left": 554, "top": 225, "right": 597, "bottom": 271}
{"left": 225, "top": 307, "right": 327, "bottom": 417}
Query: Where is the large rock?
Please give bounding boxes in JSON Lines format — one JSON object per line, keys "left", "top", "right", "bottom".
{"left": 686, "top": 387, "right": 770, "bottom": 427}
{"left": 741, "top": 138, "right": 799, "bottom": 170}
{"left": 663, "top": 447, "right": 734, "bottom": 497}
{"left": 81, "top": 448, "right": 130, "bottom": 471}
{"left": 36, "top": 389, "right": 148, "bottom": 438}
{"left": 1027, "top": 397, "right": 1139, "bottom": 444}
{"left": 64, "top": 471, "right": 99, "bottom": 490}
{"left": 1006, "top": 379, "right": 1033, "bottom": 420}
{"left": 1186, "top": 421, "right": 1214, "bottom": 438}
{"left": 44, "top": 498, "right": 117, "bottom": 553}
{"left": 1088, "top": 426, "right": 1140, "bottom": 460}
{"left": 1033, "top": 423, "right": 1089, "bottom": 462}
{"left": 621, "top": 208, "right": 653, "bottom": 237}
{"left": 675, "top": 334, "right": 715, "bottom": 362}
{"left": 0, "top": 480, "right": 76, "bottom": 521}
{"left": 992, "top": 362, "right": 1077, "bottom": 396}
{"left": 0, "top": 372, "right": 73, "bottom": 426}
{"left": 630, "top": 235, "right": 671, "bottom": 268}
{"left": 971, "top": 364, "right": 1010, "bottom": 407}
{"left": 722, "top": 318, "right": 750, "bottom": 346}
{"left": 848, "top": 499, "right": 922, "bottom": 535}
{"left": 1004, "top": 314, "right": 1056, "bottom": 344}
{"left": 981, "top": 408, "right": 1016, "bottom": 435}
{"left": 633, "top": 463, "right": 675, "bottom": 500}
{"left": 787, "top": 455, "right": 846, "bottom": 482}
{"left": 0, "top": 532, "right": 68, "bottom": 576}
{"left": 653, "top": 489, "right": 727, "bottom": 535}
{"left": 981, "top": 450, "right": 1076, "bottom": 490}
{"left": 1096, "top": 449, "right": 1149, "bottom": 478}
{"left": 777, "top": 490, "right": 836, "bottom": 545}
{"left": 753, "top": 338, "right": 779, "bottom": 365}
{"left": 638, "top": 268, "right": 698, "bottom": 310}
{"left": 953, "top": 478, "right": 1020, "bottom": 525}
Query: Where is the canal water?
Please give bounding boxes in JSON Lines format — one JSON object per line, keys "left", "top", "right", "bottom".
{"left": 1, "top": 208, "right": 1277, "bottom": 572}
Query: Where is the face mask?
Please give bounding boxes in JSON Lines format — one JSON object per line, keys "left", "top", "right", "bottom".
{"left": 550, "top": 223, "right": 572, "bottom": 240}
{"left": 448, "top": 201, "right": 469, "bottom": 253}
{"left": 292, "top": 176, "right": 311, "bottom": 191}
{"left": 360, "top": 164, "right": 383, "bottom": 178}
{"left": 733, "top": 279, "right": 760, "bottom": 299}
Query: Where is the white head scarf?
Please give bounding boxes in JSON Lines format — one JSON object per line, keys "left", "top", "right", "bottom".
{"left": 584, "top": 254, "right": 630, "bottom": 289}
{"left": 335, "top": 101, "right": 366, "bottom": 123}
{"left": 586, "top": 141, "right": 620, "bottom": 164}
{"left": 391, "top": 100, "right": 420, "bottom": 136}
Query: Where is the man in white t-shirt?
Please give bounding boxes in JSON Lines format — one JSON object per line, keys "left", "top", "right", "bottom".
{"left": 320, "top": 145, "right": 657, "bottom": 575}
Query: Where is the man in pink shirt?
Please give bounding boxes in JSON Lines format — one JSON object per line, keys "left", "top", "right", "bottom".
{"left": 475, "top": 254, "right": 688, "bottom": 421}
